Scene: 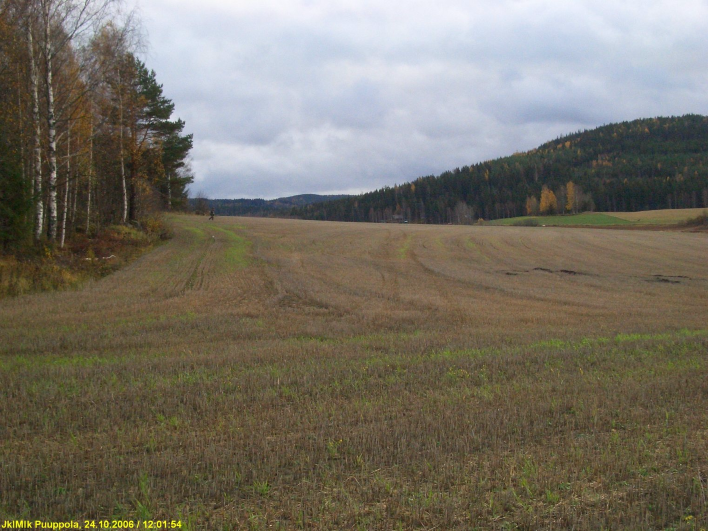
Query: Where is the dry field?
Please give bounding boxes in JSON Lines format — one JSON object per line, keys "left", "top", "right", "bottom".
{"left": 1, "top": 215, "right": 708, "bottom": 529}
{"left": 609, "top": 208, "right": 707, "bottom": 224}
{"left": 490, "top": 207, "right": 708, "bottom": 228}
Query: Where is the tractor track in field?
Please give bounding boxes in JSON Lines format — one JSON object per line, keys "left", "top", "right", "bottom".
{"left": 3, "top": 215, "right": 706, "bottom": 351}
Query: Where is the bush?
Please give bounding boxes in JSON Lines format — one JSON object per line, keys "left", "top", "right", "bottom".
{"left": 679, "top": 211, "right": 708, "bottom": 228}
{"left": 0, "top": 217, "right": 171, "bottom": 299}
{"left": 141, "top": 215, "right": 173, "bottom": 240}
{"left": 691, "top": 213, "right": 707, "bottom": 225}
{"left": 0, "top": 254, "right": 82, "bottom": 298}
{"left": 512, "top": 218, "right": 540, "bottom": 227}
{"left": 106, "top": 224, "right": 148, "bottom": 242}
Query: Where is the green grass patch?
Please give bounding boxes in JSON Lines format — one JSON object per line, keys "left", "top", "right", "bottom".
{"left": 465, "top": 239, "right": 479, "bottom": 250}
{"left": 167, "top": 217, "right": 253, "bottom": 268}
{"left": 464, "top": 238, "right": 491, "bottom": 261}
{"left": 531, "top": 338, "right": 571, "bottom": 349}
{"left": 181, "top": 225, "right": 207, "bottom": 239}
{"left": 210, "top": 226, "right": 252, "bottom": 268}
{"left": 397, "top": 234, "right": 413, "bottom": 259}
{"left": 490, "top": 213, "right": 635, "bottom": 226}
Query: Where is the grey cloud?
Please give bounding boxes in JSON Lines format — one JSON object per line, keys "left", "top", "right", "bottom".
{"left": 131, "top": 0, "right": 708, "bottom": 199}
{"left": 304, "top": 80, "right": 387, "bottom": 129}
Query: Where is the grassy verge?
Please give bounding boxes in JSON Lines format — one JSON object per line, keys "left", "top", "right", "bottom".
{"left": 0, "top": 216, "right": 170, "bottom": 298}
{"left": 490, "top": 213, "right": 634, "bottom": 227}
{"left": 490, "top": 208, "right": 708, "bottom": 228}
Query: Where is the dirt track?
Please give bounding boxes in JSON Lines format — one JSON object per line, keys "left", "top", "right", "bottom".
{"left": 198, "top": 216, "right": 707, "bottom": 339}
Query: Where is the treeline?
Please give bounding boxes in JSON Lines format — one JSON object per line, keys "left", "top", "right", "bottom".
{"left": 0, "top": 0, "right": 193, "bottom": 250}
{"left": 192, "top": 194, "right": 351, "bottom": 217}
{"left": 291, "top": 115, "right": 708, "bottom": 223}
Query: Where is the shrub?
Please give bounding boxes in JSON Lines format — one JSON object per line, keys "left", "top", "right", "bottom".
{"left": 142, "top": 215, "right": 174, "bottom": 240}
{"left": 512, "top": 218, "right": 539, "bottom": 227}
{"left": 512, "top": 218, "right": 540, "bottom": 227}
{"left": 682, "top": 211, "right": 708, "bottom": 227}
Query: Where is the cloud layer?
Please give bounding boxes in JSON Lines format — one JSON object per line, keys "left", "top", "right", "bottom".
{"left": 132, "top": 0, "right": 708, "bottom": 198}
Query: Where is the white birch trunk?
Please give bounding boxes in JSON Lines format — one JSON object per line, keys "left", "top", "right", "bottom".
{"left": 28, "top": 24, "right": 44, "bottom": 242}
{"left": 60, "top": 125, "right": 71, "bottom": 248}
{"left": 43, "top": 3, "right": 58, "bottom": 242}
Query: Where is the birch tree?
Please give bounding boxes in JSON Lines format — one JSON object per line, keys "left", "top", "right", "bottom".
{"left": 27, "top": 21, "right": 45, "bottom": 240}
{"left": 87, "top": 21, "right": 139, "bottom": 223}
{"left": 539, "top": 185, "right": 557, "bottom": 215}
{"left": 566, "top": 181, "right": 576, "bottom": 213}
{"left": 1, "top": 0, "right": 192, "bottom": 250}
{"left": 34, "top": 0, "right": 118, "bottom": 242}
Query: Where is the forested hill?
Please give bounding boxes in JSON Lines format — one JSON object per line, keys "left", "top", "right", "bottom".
{"left": 291, "top": 115, "right": 708, "bottom": 224}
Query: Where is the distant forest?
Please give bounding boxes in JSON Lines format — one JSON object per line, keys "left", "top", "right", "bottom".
{"left": 291, "top": 115, "right": 708, "bottom": 224}
{"left": 194, "top": 194, "right": 349, "bottom": 217}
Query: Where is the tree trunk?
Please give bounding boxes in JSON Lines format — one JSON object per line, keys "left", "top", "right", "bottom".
{"left": 118, "top": 68, "right": 128, "bottom": 223}
{"left": 71, "top": 125, "right": 79, "bottom": 227}
{"left": 71, "top": 162, "right": 78, "bottom": 227}
{"left": 86, "top": 119, "right": 93, "bottom": 234}
{"left": 44, "top": 4, "right": 58, "bottom": 242}
{"left": 17, "top": 65, "right": 26, "bottom": 186}
{"left": 60, "top": 124, "right": 71, "bottom": 248}
{"left": 28, "top": 24, "right": 44, "bottom": 242}
{"left": 166, "top": 171, "right": 172, "bottom": 210}
{"left": 128, "top": 166, "right": 136, "bottom": 222}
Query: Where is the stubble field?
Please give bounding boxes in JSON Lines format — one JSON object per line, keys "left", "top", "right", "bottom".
{"left": 1, "top": 215, "right": 707, "bottom": 529}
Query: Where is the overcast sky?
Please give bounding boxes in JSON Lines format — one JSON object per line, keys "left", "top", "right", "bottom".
{"left": 127, "top": 0, "right": 708, "bottom": 199}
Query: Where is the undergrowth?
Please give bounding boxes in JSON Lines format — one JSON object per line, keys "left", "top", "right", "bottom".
{"left": 0, "top": 216, "right": 170, "bottom": 298}
{"left": 680, "top": 211, "right": 708, "bottom": 229}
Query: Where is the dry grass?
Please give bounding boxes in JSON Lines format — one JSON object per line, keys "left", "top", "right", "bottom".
{"left": 1, "top": 215, "right": 707, "bottom": 529}
{"left": 609, "top": 208, "right": 708, "bottom": 224}
{"left": 492, "top": 208, "right": 708, "bottom": 228}
{"left": 0, "top": 220, "right": 169, "bottom": 298}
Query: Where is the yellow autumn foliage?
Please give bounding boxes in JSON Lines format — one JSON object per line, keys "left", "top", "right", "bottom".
{"left": 539, "top": 185, "right": 557, "bottom": 215}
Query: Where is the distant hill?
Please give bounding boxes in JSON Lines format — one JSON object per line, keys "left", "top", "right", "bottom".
{"left": 290, "top": 115, "right": 708, "bottom": 223}
{"left": 191, "top": 194, "right": 350, "bottom": 217}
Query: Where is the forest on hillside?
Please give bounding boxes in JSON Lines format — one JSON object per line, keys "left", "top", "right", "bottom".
{"left": 291, "top": 115, "right": 708, "bottom": 224}
{"left": 0, "top": 0, "right": 193, "bottom": 250}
